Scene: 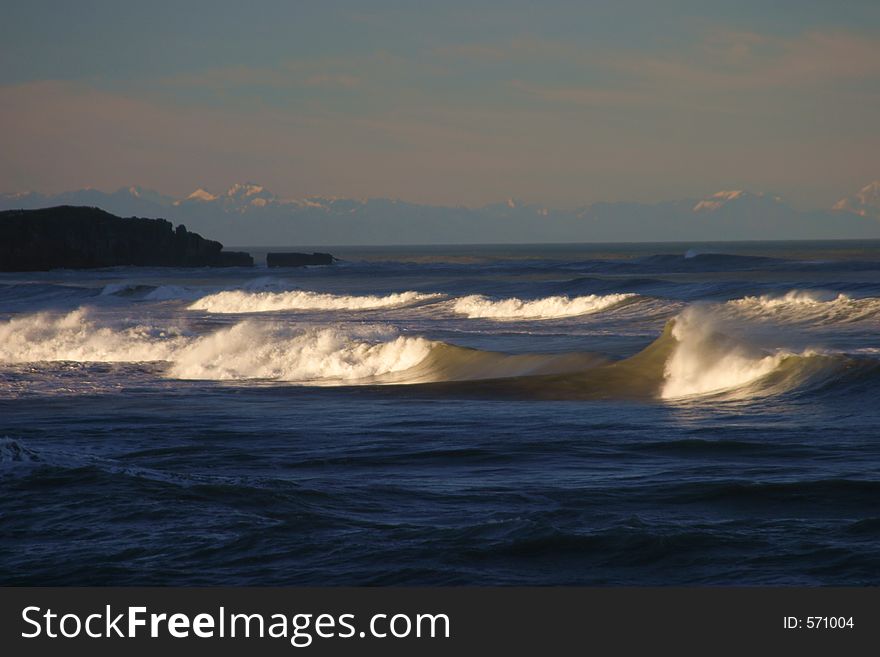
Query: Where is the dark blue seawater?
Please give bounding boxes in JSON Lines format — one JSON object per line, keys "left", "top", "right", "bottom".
{"left": 2, "top": 241, "right": 880, "bottom": 585}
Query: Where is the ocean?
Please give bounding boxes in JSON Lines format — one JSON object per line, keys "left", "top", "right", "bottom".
{"left": 1, "top": 241, "right": 879, "bottom": 585}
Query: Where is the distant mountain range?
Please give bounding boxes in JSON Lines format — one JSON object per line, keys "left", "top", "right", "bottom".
{"left": 2, "top": 182, "right": 879, "bottom": 245}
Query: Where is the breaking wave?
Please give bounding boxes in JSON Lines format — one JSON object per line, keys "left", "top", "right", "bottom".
{"left": 0, "top": 304, "right": 870, "bottom": 397}
{"left": 145, "top": 285, "right": 204, "bottom": 301}
{"left": 0, "top": 310, "right": 434, "bottom": 384}
{"left": 169, "top": 324, "right": 434, "bottom": 382}
{"left": 188, "top": 289, "right": 444, "bottom": 313}
{"left": 725, "top": 290, "right": 880, "bottom": 325}
{"left": 0, "top": 309, "right": 605, "bottom": 385}
{"left": 660, "top": 307, "right": 806, "bottom": 399}
{"left": 99, "top": 282, "right": 147, "bottom": 297}
{"left": 98, "top": 283, "right": 204, "bottom": 301}
{"left": 451, "top": 293, "right": 637, "bottom": 320}
{"left": 0, "top": 309, "right": 187, "bottom": 363}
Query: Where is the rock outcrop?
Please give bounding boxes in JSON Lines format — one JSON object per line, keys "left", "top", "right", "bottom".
{"left": 0, "top": 206, "right": 253, "bottom": 271}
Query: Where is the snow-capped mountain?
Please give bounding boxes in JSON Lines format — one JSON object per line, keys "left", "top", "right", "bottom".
{"left": 833, "top": 181, "right": 880, "bottom": 220}
{"left": 182, "top": 188, "right": 218, "bottom": 203}
{"left": 175, "top": 183, "right": 279, "bottom": 212}
{"left": 2, "top": 182, "right": 879, "bottom": 245}
{"left": 692, "top": 190, "right": 783, "bottom": 213}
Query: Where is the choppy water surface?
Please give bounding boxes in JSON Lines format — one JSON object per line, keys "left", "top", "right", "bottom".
{"left": 2, "top": 241, "right": 879, "bottom": 584}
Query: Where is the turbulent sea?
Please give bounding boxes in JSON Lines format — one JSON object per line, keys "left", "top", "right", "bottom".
{"left": 2, "top": 241, "right": 880, "bottom": 585}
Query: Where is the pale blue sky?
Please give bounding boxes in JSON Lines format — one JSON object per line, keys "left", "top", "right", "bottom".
{"left": 2, "top": 1, "right": 879, "bottom": 208}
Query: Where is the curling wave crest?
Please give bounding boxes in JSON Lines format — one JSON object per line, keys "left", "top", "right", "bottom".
{"left": 188, "top": 289, "right": 444, "bottom": 313}
{"left": 661, "top": 307, "right": 806, "bottom": 399}
{"left": 451, "top": 293, "right": 637, "bottom": 319}
{"left": 0, "top": 302, "right": 866, "bottom": 398}
{"left": 0, "top": 310, "right": 434, "bottom": 384}
{"left": 725, "top": 290, "right": 880, "bottom": 324}
{"left": 0, "top": 309, "right": 187, "bottom": 363}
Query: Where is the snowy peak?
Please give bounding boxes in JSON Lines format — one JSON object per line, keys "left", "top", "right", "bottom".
{"left": 185, "top": 188, "right": 217, "bottom": 202}
{"left": 833, "top": 181, "right": 880, "bottom": 219}
{"left": 692, "top": 190, "right": 780, "bottom": 213}
{"left": 116, "top": 185, "right": 173, "bottom": 206}
{"left": 693, "top": 190, "right": 748, "bottom": 212}
{"left": 3, "top": 183, "right": 880, "bottom": 243}
{"left": 226, "top": 183, "right": 277, "bottom": 210}
{"left": 174, "top": 183, "right": 281, "bottom": 211}
{"left": 225, "top": 183, "right": 271, "bottom": 199}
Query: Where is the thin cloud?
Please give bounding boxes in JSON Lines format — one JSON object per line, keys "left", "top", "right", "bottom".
{"left": 432, "top": 28, "right": 880, "bottom": 92}
{"left": 509, "top": 80, "right": 650, "bottom": 108}
{"left": 612, "top": 29, "right": 880, "bottom": 90}
{"left": 3, "top": 23, "right": 879, "bottom": 209}
{"left": 303, "top": 74, "right": 362, "bottom": 89}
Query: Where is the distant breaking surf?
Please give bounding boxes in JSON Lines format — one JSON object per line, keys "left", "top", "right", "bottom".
{"left": 188, "top": 288, "right": 640, "bottom": 320}
{"left": 188, "top": 289, "right": 444, "bottom": 313}
{"left": 450, "top": 293, "right": 638, "bottom": 319}
{"left": 724, "top": 290, "right": 880, "bottom": 324}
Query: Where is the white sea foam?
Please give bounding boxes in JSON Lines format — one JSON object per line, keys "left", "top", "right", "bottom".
{"left": 168, "top": 323, "right": 433, "bottom": 382}
{"left": 0, "top": 309, "right": 434, "bottom": 384}
{"left": 661, "top": 307, "right": 795, "bottom": 399}
{"left": 188, "top": 289, "right": 444, "bottom": 313}
{"left": 725, "top": 290, "right": 880, "bottom": 324}
{"left": 451, "top": 293, "right": 636, "bottom": 320}
{"left": 144, "top": 285, "right": 205, "bottom": 301}
{"left": 99, "top": 282, "right": 138, "bottom": 296}
{"left": 0, "top": 309, "right": 187, "bottom": 363}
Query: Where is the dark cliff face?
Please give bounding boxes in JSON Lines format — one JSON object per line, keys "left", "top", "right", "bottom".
{"left": 0, "top": 206, "right": 253, "bottom": 271}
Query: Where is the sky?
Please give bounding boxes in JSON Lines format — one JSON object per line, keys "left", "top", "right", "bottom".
{"left": 2, "top": 0, "right": 879, "bottom": 209}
